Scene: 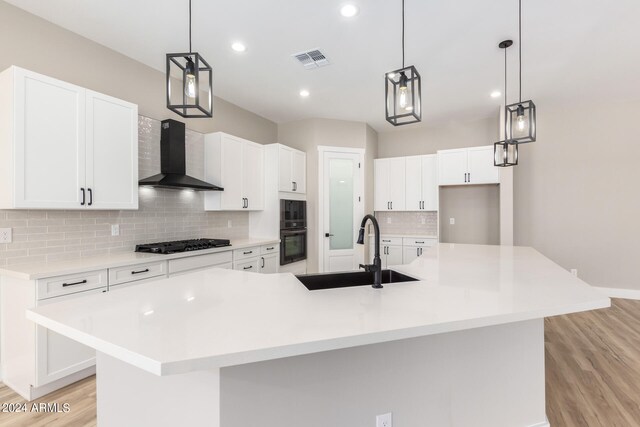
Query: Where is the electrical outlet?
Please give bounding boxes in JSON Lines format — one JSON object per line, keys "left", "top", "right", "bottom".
{"left": 570, "top": 269, "right": 578, "bottom": 277}
{"left": 227, "top": 219, "right": 232, "bottom": 228}
{"left": 376, "top": 413, "right": 392, "bottom": 427}
{"left": 111, "top": 224, "right": 120, "bottom": 236}
{"left": 449, "top": 217, "right": 455, "bottom": 225}
{"left": 0, "top": 228, "right": 12, "bottom": 244}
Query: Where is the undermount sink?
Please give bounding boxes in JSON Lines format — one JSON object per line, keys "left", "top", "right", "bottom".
{"left": 296, "top": 270, "right": 418, "bottom": 291}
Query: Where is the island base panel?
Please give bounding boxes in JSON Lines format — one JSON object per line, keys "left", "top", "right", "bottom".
{"left": 221, "top": 319, "right": 548, "bottom": 427}
{"left": 96, "top": 352, "right": 220, "bottom": 427}
{"left": 95, "top": 319, "right": 547, "bottom": 427}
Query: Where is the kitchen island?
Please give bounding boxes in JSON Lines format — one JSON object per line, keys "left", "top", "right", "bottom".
{"left": 26, "top": 244, "right": 609, "bottom": 427}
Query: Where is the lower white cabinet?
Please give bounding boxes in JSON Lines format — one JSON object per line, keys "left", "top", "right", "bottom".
{"left": 108, "top": 261, "right": 166, "bottom": 287}
{"left": 259, "top": 253, "right": 279, "bottom": 274}
{"left": 370, "top": 236, "right": 438, "bottom": 267}
{"left": 234, "top": 258, "right": 259, "bottom": 272}
{"left": 35, "top": 288, "right": 105, "bottom": 387}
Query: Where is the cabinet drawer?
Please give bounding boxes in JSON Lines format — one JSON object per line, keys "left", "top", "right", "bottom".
{"left": 37, "top": 270, "right": 108, "bottom": 301}
{"left": 378, "top": 237, "right": 403, "bottom": 246}
{"left": 234, "top": 246, "right": 260, "bottom": 261}
{"left": 402, "top": 237, "right": 438, "bottom": 247}
{"left": 234, "top": 258, "right": 259, "bottom": 272}
{"left": 260, "top": 243, "right": 278, "bottom": 255}
{"left": 168, "top": 251, "right": 233, "bottom": 275}
{"left": 109, "top": 261, "right": 166, "bottom": 287}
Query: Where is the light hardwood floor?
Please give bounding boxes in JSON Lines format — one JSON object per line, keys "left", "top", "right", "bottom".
{"left": 0, "top": 299, "right": 638, "bottom": 426}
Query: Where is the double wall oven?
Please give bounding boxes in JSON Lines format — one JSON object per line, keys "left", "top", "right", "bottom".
{"left": 280, "top": 199, "right": 307, "bottom": 265}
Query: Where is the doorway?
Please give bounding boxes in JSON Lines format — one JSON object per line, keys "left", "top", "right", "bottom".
{"left": 318, "top": 146, "right": 365, "bottom": 272}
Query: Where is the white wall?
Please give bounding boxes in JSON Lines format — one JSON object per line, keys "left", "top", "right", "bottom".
{"left": 514, "top": 99, "right": 640, "bottom": 290}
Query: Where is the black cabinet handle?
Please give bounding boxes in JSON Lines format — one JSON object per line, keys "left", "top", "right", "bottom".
{"left": 415, "top": 241, "right": 425, "bottom": 244}
{"left": 63, "top": 279, "right": 87, "bottom": 287}
{"left": 265, "top": 246, "right": 274, "bottom": 251}
{"left": 243, "top": 266, "right": 253, "bottom": 270}
{"left": 382, "top": 239, "right": 391, "bottom": 242}
{"left": 261, "top": 257, "right": 265, "bottom": 269}
{"left": 468, "top": 173, "right": 471, "bottom": 182}
{"left": 243, "top": 250, "right": 253, "bottom": 255}
{"left": 390, "top": 201, "right": 393, "bottom": 210}
{"left": 88, "top": 188, "right": 93, "bottom": 206}
{"left": 131, "top": 268, "right": 150, "bottom": 275}
{"left": 325, "top": 233, "right": 334, "bottom": 237}
{"left": 80, "top": 188, "right": 85, "bottom": 206}
{"left": 293, "top": 181, "right": 297, "bottom": 191}
{"left": 246, "top": 198, "right": 249, "bottom": 209}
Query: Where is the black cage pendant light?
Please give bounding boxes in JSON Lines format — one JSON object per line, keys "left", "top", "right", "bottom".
{"left": 494, "top": 40, "right": 518, "bottom": 167}
{"left": 166, "top": 0, "right": 213, "bottom": 118}
{"left": 505, "top": 0, "right": 536, "bottom": 142}
{"left": 385, "top": 0, "right": 421, "bottom": 126}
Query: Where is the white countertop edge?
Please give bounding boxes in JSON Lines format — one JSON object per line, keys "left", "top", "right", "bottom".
{"left": 28, "top": 294, "right": 609, "bottom": 376}
{"left": 0, "top": 237, "right": 280, "bottom": 281}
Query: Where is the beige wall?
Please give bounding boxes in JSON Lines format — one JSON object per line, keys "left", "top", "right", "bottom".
{"left": 0, "top": 0, "right": 277, "bottom": 143}
{"left": 377, "top": 117, "right": 498, "bottom": 157}
{"left": 278, "top": 119, "right": 375, "bottom": 273}
{"left": 514, "top": 99, "right": 640, "bottom": 290}
{"left": 439, "top": 185, "right": 500, "bottom": 245}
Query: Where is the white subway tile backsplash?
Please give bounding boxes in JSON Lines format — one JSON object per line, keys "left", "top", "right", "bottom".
{"left": 0, "top": 116, "right": 250, "bottom": 266}
{"left": 375, "top": 211, "right": 438, "bottom": 236}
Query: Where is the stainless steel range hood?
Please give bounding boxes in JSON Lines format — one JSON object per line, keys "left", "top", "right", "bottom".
{"left": 138, "top": 119, "right": 223, "bottom": 191}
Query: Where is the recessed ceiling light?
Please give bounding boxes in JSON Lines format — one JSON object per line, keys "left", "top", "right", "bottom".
{"left": 231, "top": 42, "right": 246, "bottom": 52}
{"left": 491, "top": 91, "right": 501, "bottom": 98}
{"left": 340, "top": 4, "right": 359, "bottom": 17}
{"left": 299, "top": 89, "right": 310, "bottom": 98}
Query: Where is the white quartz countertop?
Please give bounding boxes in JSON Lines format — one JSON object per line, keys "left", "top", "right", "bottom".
{"left": 0, "top": 238, "right": 280, "bottom": 280}
{"left": 27, "top": 244, "right": 610, "bottom": 376}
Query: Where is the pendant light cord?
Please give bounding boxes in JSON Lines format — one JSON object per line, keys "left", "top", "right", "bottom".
{"left": 504, "top": 45, "right": 508, "bottom": 108}
{"left": 402, "top": 0, "right": 405, "bottom": 68}
{"left": 188, "top": 0, "right": 192, "bottom": 53}
{"left": 518, "top": 0, "right": 522, "bottom": 102}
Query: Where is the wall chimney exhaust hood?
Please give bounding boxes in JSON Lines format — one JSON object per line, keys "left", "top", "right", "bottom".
{"left": 139, "top": 119, "right": 223, "bottom": 191}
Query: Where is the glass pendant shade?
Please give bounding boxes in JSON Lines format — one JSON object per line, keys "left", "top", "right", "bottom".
{"left": 166, "top": 52, "right": 213, "bottom": 118}
{"left": 385, "top": 65, "right": 421, "bottom": 126}
{"left": 506, "top": 99, "right": 536, "bottom": 143}
{"left": 494, "top": 140, "right": 518, "bottom": 167}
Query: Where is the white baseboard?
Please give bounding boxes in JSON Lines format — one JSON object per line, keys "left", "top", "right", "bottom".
{"left": 528, "top": 417, "right": 551, "bottom": 427}
{"left": 594, "top": 286, "right": 640, "bottom": 300}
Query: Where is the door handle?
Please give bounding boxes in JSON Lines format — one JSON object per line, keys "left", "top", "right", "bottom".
{"left": 88, "top": 188, "right": 93, "bottom": 206}
{"left": 80, "top": 188, "right": 85, "bottom": 206}
{"left": 325, "top": 233, "right": 334, "bottom": 237}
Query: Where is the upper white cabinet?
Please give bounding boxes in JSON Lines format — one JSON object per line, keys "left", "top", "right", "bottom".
{"left": 278, "top": 145, "right": 306, "bottom": 193}
{"left": 204, "top": 132, "right": 264, "bottom": 211}
{"left": 0, "top": 66, "right": 138, "bottom": 210}
{"left": 438, "top": 146, "right": 499, "bottom": 186}
{"left": 374, "top": 157, "right": 406, "bottom": 211}
{"left": 405, "top": 155, "right": 438, "bottom": 211}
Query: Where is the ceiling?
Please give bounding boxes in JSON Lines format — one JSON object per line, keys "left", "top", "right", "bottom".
{"left": 6, "top": 0, "right": 640, "bottom": 131}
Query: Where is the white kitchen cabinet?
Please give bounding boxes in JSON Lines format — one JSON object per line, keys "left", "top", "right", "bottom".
{"left": 204, "top": 132, "right": 264, "bottom": 211}
{"left": 403, "top": 246, "right": 422, "bottom": 264}
{"left": 374, "top": 157, "right": 406, "bottom": 211}
{"left": 438, "top": 146, "right": 499, "bottom": 186}
{"left": 259, "top": 253, "right": 279, "bottom": 274}
{"left": 234, "top": 258, "right": 259, "bottom": 272}
{"left": 35, "top": 287, "right": 105, "bottom": 387}
{"left": 370, "top": 242, "right": 403, "bottom": 269}
{"left": 405, "top": 155, "right": 438, "bottom": 211}
{"left": 277, "top": 145, "right": 306, "bottom": 194}
{"left": 0, "top": 66, "right": 138, "bottom": 210}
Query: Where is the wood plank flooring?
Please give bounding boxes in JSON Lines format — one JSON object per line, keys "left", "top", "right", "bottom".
{"left": 0, "top": 298, "right": 638, "bottom": 426}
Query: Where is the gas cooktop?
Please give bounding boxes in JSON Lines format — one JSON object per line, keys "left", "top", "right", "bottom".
{"left": 135, "top": 238, "right": 231, "bottom": 254}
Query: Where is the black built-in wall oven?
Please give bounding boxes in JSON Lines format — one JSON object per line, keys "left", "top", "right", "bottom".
{"left": 280, "top": 200, "right": 307, "bottom": 265}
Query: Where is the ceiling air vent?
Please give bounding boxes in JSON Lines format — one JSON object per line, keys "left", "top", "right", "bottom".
{"left": 292, "top": 49, "right": 330, "bottom": 69}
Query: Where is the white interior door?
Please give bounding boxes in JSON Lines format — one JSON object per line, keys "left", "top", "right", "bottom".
{"left": 321, "top": 150, "right": 364, "bottom": 272}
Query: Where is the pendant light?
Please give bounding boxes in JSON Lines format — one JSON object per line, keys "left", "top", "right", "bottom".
{"left": 494, "top": 40, "right": 518, "bottom": 167}
{"left": 385, "top": 0, "right": 421, "bottom": 126}
{"left": 166, "top": 0, "right": 213, "bottom": 118}
{"left": 505, "top": 0, "right": 536, "bottom": 142}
